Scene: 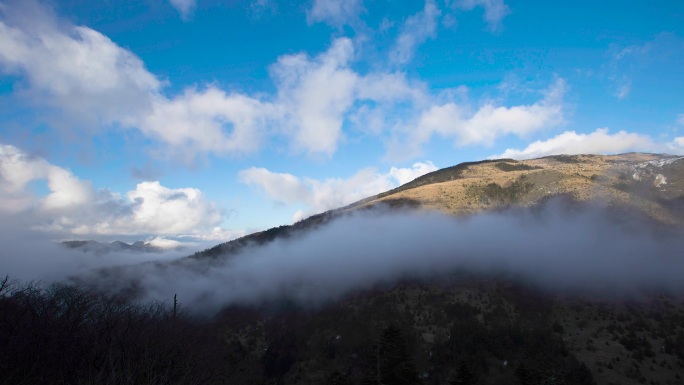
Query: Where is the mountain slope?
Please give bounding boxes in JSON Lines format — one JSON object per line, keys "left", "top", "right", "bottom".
{"left": 347, "top": 153, "right": 684, "bottom": 225}
{"left": 193, "top": 152, "right": 684, "bottom": 260}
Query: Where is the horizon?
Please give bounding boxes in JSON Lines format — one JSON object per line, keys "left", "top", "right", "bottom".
{"left": 1, "top": 0, "right": 683, "bottom": 248}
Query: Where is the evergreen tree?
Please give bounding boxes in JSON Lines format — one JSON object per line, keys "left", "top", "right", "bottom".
{"left": 377, "top": 325, "right": 420, "bottom": 385}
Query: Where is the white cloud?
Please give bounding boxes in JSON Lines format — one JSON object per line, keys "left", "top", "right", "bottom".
{"left": 0, "top": 143, "right": 228, "bottom": 238}
{"left": 146, "top": 236, "right": 184, "bottom": 250}
{"left": 454, "top": 0, "right": 511, "bottom": 32}
{"left": 240, "top": 166, "right": 393, "bottom": 213}
{"left": 169, "top": 0, "right": 196, "bottom": 20}
{"left": 389, "top": 0, "right": 441, "bottom": 65}
{"left": 307, "top": 0, "right": 363, "bottom": 27}
{"left": 238, "top": 168, "right": 312, "bottom": 204}
{"left": 0, "top": 1, "right": 573, "bottom": 162}
{"left": 615, "top": 82, "right": 631, "bottom": 100}
{"left": 672, "top": 137, "right": 684, "bottom": 149}
{"left": 493, "top": 128, "right": 657, "bottom": 159}
{"left": 0, "top": 3, "right": 421, "bottom": 159}
{"left": 186, "top": 227, "right": 248, "bottom": 242}
{"left": 140, "top": 87, "right": 269, "bottom": 158}
{"left": 389, "top": 161, "right": 438, "bottom": 185}
{"left": 357, "top": 71, "right": 427, "bottom": 103}
{"left": 118, "top": 181, "right": 222, "bottom": 235}
{"left": 396, "top": 78, "right": 566, "bottom": 158}
{"left": 271, "top": 38, "right": 359, "bottom": 155}
{"left": 0, "top": 3, "right": 267, "bottom": 160}
{"left": 240, "top": 161, "right": 438, "bottom": 220}
{"left": 0, "top": 12, "right": 160, "bottom": 125}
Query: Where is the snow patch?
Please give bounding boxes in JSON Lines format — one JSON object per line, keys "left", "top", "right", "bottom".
{"left": 654, "top": 174, "right": 667, "bottom": 187}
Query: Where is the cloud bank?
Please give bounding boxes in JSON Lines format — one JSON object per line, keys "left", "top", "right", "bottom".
{"left": 0, "top": 221, "right": 205, "bottom": 283}
{"left": 68, "top": 200, "right": 684, "bottom": 314}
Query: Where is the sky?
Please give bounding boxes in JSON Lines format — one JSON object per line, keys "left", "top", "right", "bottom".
{"left": 0, "top": 0, "right": 683, "bottom": 247}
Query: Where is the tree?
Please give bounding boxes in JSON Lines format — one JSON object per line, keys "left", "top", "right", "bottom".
{"left": 377, "top": 325, "right": 419, "bottom": 385}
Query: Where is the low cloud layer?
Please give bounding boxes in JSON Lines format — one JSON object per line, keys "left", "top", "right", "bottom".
{"left": 60, "top": 200, "right": 684, "bottom": 314}
{"left": 0, "top": 221, "right": 208, "bottom": 283}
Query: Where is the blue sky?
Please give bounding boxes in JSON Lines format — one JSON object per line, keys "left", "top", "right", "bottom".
{"left": 0, "top": 0, "right": 683, "bottom": 246}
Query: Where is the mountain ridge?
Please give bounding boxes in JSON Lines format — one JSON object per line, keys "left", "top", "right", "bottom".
{"left": 191, "top": 152, "right": 684, "bottom": 261}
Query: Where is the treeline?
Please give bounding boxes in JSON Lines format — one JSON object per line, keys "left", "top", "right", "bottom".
{"left": 0, "top": 275, "right": 597, "bottom": 385}
{"left": 0, "top": 276, "right": 229, "bottom": 385}
{"left": 9, "top": 273, "right": 684, "bottom": 384}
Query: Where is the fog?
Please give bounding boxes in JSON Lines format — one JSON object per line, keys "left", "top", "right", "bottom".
{"left": 0, "top": 225, "right": 209, "bottom": 283}
{"left": 50, "top": 199, "right": 684, "bottom": 314}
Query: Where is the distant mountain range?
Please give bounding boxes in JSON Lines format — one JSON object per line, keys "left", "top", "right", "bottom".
{"left": 62, "top": 240, "right": 180, "bottom": 254}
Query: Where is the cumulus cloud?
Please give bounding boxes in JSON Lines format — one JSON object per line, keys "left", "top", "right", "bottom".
{"left": 0, "top": 143, "right": 93, "bottom": 213}
{"left": 0, "top": 1, "right": 573, "bottom": 161}
{"left": 0, "top": 1, "right": 266, "bottom": 160}
{"left": 307, "top": 0, "right": 363, "bottom": 27}
{"left": 0, "top": 2, "right": 415, "bottom": 159}
{"left": 389, "top": 0, "right": 441, "bottom": 65}
{"left": 0, "top": 143, "right": 229, "bottom": 239}
{"left": 393, "top": 78, "right": 566, "bottom": 158}
{"left": 493, "top": 128, "right": 657, "bottom": 159}
{"left": 389, "top": 161, "right": 438, "bottom": 185}
{"left": 239, "top": 167, "right": 394, "bottom": 216}
{"left": 453, "top": 0, "right": 511, "bottom": 32}
{"left": 0, "top": 3, "right": 160, "bottom": 124}
{"left": 270, "top": 38, "right": 359, "bottom": 155}
{"left": 239, "top": 161, "right": 437, "bottom": 219}
{"left": 169, "top": 0, "right": 196, "bottom": 20}
{"left": 140, "top": 87, "right": 268, "bottom": 158}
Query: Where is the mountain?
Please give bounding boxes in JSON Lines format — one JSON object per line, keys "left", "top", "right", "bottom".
{"left": 8, "top": 153, "right": 683, "bottom": 385}
{"left": 175, "top": 153, "right": 684, "bottom": 385}
{"left": 347, "top": 152, "right": 684, "bottom": 224}
{"left": 62, "top": 240, "right": 173, "bottom": 254}
{"left": 193, "top": 152, "right": 684, "bottom": 260}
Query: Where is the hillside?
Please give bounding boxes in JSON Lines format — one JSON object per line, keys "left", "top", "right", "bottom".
{"left": 193, "top": 152, "right": 684, "bottom": 261}
{"left": 347, "top": 153, "right": 684, "bottom": 225}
